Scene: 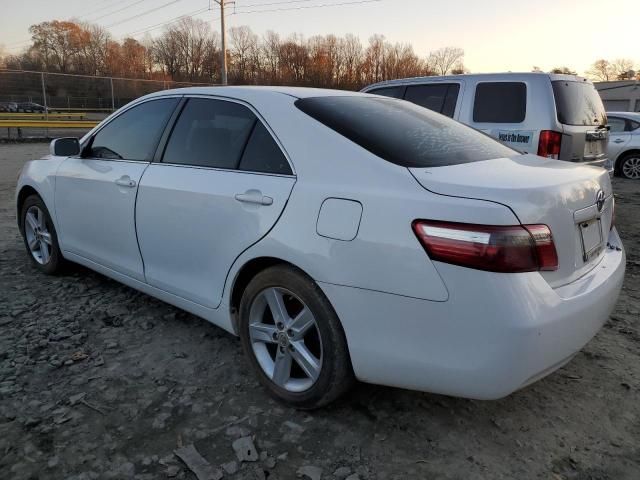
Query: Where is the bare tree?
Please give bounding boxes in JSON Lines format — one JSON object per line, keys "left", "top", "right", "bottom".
{"left": 611, "top": 58, "right": 635, "bottom": 80}
{"left": 587, "top": 59, "right": 612, "bottom": 81}
{"left": 428, "top": 47, "right": 464, "bottom": 76}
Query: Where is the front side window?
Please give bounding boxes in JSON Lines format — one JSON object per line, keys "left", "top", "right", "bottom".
{"left": 473, "top": 82, "right": 527, "bottom": 123}
{"left": 89, "top": 98, "right": 178, "bottom": 160}
{"left": 404, "top": 83, "right": 460, "bottom": 118}
{"left": 163, "top": 98, "right": 256, "bottom": 169}
{"left": 296, "top": 96, "right": 517, "bottom": 168}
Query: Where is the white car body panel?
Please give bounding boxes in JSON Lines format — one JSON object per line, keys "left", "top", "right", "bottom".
{"left": 55, "top": 158, "right": 149, "bottom": 281}
{"left": 15, "top": 86, "right": 626, "bottom": 400}
{"left": 136, "top": 164, "right": 295, "bottom": 308}
{"left": 606, "top": 111, "right": 640, "bottom": 173}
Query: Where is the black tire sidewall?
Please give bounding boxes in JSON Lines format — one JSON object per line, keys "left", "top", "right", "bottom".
{"left": 20, "top": 195, "right": 63, "bottom": 274}
{"left": 238, "top": 265, "right": 352, "bottom": 409}
{"left": 620, "top": 154, "right": 640, "bottom": 180}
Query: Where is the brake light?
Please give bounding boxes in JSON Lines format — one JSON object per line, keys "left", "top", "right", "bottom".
{"left": 412, "top": 221, "right": 558, "bottom": 273}
{"left": 537, "top": 130, "right": 562, "bottom": 159}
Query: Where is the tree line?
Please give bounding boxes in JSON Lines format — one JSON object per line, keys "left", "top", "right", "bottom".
{"left": 0, "top": 19, "right": 466, "bottom": 89}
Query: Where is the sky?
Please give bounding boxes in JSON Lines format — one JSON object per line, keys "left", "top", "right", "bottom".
{"left": 0, "top": 0, "right": 638, "bottom": 75}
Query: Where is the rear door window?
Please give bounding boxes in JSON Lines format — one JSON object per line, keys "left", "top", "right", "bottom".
{"left": 368, "top": 86, "right": 405, "bottom": 99}
{"left": 404, "top": 83, "right": 460, "bottom": 117}
{"left": 239, "top": 122, "right": 292, "bottom": 175}
{"left": 163, "top": 98, "right": 256, "bottom": 169}
{"left": 552, "top": 81, "right": 607, "bottom": 126}
{"left": 608, "top": 117, "right": 627, "bottom": 133}
{"left": 473, "top": 82, "right": 527, "bottom": 123}
{"left": 296, "top": 96, "right": 517, "bottom": 168}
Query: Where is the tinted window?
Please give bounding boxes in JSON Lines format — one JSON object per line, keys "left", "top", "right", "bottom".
{"left": 630, "top": 120, "right": 640, "bottom": 132}
{"left": 368, "top": 86, "right": 404, "bottom": 99}
{"left": 90, "top": 98, "right": 178, "bottom": 160}
{"left": 404, "top": 83, "right": 460, "bottom": 118}
{"left": 473, "top": 82, "right": 526, "bottom": 123}
{"left": 296, "top": 96, "right": 517, "bottom": 168}
{"left": 163, "top": 98, "right": 256, "bottom": 169}
{"left": 239, "top": 122, "right": 292, "bottom": 175}
{"left": 608, "top": 117, "right": 626, "bottom": 133}
{"left": 552, "top": 81, "right": 607, "bottom": 126}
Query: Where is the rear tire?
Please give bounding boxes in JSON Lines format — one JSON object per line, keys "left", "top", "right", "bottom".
{"left": 239, "top": 265, "right": 354, "bottom": 409}
{"left": 20, "top": 194, "right": 65, "bottom": 275}
{"left": 619, "top": 153, "right": 640, "bottom": 179}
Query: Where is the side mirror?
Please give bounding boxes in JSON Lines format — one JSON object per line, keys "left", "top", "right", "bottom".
{"left": 50, "top": 137, "right": 80, "bottom": 157}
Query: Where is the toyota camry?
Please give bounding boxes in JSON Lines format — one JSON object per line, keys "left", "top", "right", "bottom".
{"left": 16, "top": 87, "right": 625, "bottom": 408}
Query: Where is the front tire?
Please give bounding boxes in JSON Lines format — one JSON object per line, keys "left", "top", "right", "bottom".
{"left": 20, "top": 194, "right": 65, "bottom": 274}
{"left": 239, "top": 265, "right": 354, "bottom": 409}
{"left": 619, "top": 153, "right": 640, "bottom": 179}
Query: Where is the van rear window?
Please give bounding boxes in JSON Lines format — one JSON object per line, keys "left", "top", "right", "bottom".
{"left": 552, "top": 81, "right": 607, "bottom": 126}
{"left": 295, "top": 96, "right": 517, "bottom": 168}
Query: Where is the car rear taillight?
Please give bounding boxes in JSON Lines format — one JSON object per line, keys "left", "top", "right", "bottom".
{"left": 412, "top": 221, "right": 558, "bottom": 273}
{"left": 537, "top": 130, "right": 562, "bottom": 159}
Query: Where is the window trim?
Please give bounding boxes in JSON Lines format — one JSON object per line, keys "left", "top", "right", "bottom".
{"left": 472, "top": 81, "right": 527, "bottom": 124}
{"left": 80, "top": 95, "right": 184, "bottom": 163}
{"left": 156, "top": 94, "right": 296, "bottom": 177}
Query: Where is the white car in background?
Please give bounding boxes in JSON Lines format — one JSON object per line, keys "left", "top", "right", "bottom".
{"left": 362, "top": 73, "right": 612, "bottom": 172}
{"left": 607, "top": 111, "right": 640, "bottom": 179}
{"left": 16, "top": 87, "right": 625, "bottom": 408}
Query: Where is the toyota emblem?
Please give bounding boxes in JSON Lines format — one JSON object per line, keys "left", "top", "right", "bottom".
{"left": 596, "top": 190, "right": 605, "bottom": 212}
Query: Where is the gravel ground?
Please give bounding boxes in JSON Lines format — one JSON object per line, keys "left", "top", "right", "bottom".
{"left": 1, "top": 143, "right": 639, "bottom": 480}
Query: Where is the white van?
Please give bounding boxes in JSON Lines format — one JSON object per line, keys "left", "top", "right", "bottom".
{"left": 362, "top": 73, "right": 612, "bottom": 171}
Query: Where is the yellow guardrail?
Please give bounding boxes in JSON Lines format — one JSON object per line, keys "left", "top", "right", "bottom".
{"left": 0, "top": 112, "right": 87, "bottom": 119}
{"left": 0, "top": 120, "right": 98, "bottom": 128}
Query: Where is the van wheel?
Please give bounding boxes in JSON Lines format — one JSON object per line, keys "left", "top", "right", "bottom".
{"left": 238, "top": 265, "right": 354, "bottom": 409}
{"left": 619, "top": 153, "right": 640, "bottom": 179}
{"left": 20, "top": 195, "right": 65, "bottom": 274}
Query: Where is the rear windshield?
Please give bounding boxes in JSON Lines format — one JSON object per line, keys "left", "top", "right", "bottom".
{"left": 295, "top": 96, "right": 517, "bottom": 168}
{"left": 552, "top": 81, "right": 607, "bottom": 126}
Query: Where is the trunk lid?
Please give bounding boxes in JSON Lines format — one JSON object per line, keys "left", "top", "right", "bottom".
{"left": 409, "top": 154, "right": 614, "bottom": 287}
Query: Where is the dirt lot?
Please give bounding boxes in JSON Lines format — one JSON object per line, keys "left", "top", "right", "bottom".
{"left": 1, "top": 143, "right": 639, "bottom": 480}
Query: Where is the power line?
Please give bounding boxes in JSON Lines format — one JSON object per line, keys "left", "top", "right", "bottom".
{"left": 126, "top": 7, "right": 213, "bottom": 37}
{"left": 239, "top": 0, "right": 317, "bottom": 8}
{"left": 84, "top": 0, "right": 151, "bottom": 23}
{"left": 103, "top": 0, "right": 184, "bottom": 28}
{"left": 76, "top": 0, "right": 138, "bottom": 21}
{"left": 233, "top": 0, "right": 383, "bottom": 14}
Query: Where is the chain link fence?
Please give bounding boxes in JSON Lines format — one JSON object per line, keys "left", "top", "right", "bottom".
{"left": 0, "top": 69, "right": 215, "bottom": 112}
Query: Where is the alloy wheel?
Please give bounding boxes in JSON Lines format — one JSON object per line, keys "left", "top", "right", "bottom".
{"left": 248, "top": 287, "right": 323, "bottom": 392}
{"left": 24, "top": 205, "right": 52, "bottom": 264}
{"left": 622, "top": 157, "right": 640, "bottom": 179}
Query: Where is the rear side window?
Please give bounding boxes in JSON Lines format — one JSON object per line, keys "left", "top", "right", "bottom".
{"left": 404, "top": 83, "right": 460, "bottom": 118}
{"left": 630, "top": 120, "right": 640, "bottom": 131}
{"left": 552, "top": 81, "right": 607, "bottom": 126}
{"left": 473, "top": 82, "right": 527, "bottom": 123}
{"left": 368, "top": 86, "right": 405, "bottom": 99}
{"left": 239, "top": 122, "right": 292, "bottom": 175}
{"left": 89, "top": 98, "right": 178, "bottom": 160}
{"left": 295, "top": 96, "right": 517, "bottom": 168}
{"left": 163, "top": 98, "right": 255, "bottom": 169}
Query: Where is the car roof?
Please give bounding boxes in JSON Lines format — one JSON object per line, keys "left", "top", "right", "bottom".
{"left": 362, "top": 72, "right": 591, "bottom": 90}
{"left": 607, "top": 111, "right": 640, "bottom": 119}
{"left": 144, "top": 85, "right": 366, "bottom": 102}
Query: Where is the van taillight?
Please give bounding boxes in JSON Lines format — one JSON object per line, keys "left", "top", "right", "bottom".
{"left": 537, "top": 130, "right": 562, "bottom": 159}
{"left": 412, "top": 221, "right": 558, "bottom": 273}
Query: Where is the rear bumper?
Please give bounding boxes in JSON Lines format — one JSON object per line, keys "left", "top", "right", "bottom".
{"left": 579, "top": 157, "right": 614, "bottom": 175}
{"left": 320, "top": 228, "right": 625, "bottom": 399}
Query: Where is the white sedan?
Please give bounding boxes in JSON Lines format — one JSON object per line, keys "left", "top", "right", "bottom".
{"left": 607, "top": 111, "right": 640, "bottom": 179}
{"left": 16, "top": 87, "right": 625, "bottom": 408}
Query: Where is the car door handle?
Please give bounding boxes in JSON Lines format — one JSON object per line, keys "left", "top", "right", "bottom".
{"left": 613, "top": 139, "right": 625, "bottom": 144}
{"left": 115, "top": 176, "right": 136, "bottom": 188}
{"left": 235, "top": 190, "right": 273, "bottom": 206}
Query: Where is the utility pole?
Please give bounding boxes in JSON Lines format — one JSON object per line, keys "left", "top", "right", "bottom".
{"left": 213, "top": 0, "right": 231, "bottom": 85}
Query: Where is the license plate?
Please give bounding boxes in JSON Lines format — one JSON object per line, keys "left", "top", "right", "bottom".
{"left": 585, "top": 140, "right": 603, "bottom": 156}
{"left": 579, "top": 219, "right": 603, "bottom": 262}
